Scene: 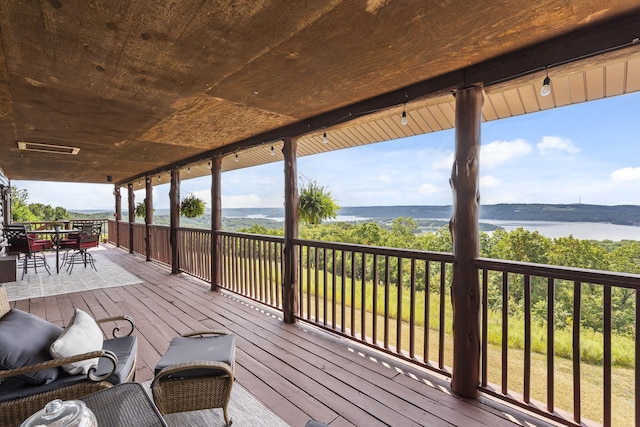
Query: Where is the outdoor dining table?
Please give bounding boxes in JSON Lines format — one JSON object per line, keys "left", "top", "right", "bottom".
{"left": 29, "top": 228, "right": 79, "bottom": 274}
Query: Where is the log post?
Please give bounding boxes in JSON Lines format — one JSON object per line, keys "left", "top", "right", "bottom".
{"left": 450, "top": 85, "right": 483, "bottom": 398}
{"left": 169, "top": 168, "right": 180, "bottom": 274}
{"left": 283, "top": 136, "right": 299, "bottom": 324}
{"left": 144, "top": 175, "right": 153, "bottom": 261}
{"left": 127, "top": 183, "right": 135, "bottom": 254}
{"left": 114, "top": 186, "right": 121, "bottom": 247}
{"left": 211, "top": 156, "right": 222, "bottom": 291}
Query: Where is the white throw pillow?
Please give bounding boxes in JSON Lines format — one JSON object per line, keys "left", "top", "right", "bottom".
{"left": 50, "top": 308, "right": 104, "bottom": 375}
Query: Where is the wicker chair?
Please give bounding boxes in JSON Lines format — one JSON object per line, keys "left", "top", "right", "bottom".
{"left": 151, "top": 330, "right": 236, "bottom": 426}
{"left": 0, "top": 287, "right": 138, "bottom": 426}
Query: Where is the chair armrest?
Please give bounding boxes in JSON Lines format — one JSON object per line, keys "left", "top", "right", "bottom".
{"left": 0, "top": 350, "right": 118, "bottom": 382}
{"left": 96, "top": 315, "right": 135, "bottom": 338}
{"left": 181, "top": 330, "right": 230, "bottom": 338}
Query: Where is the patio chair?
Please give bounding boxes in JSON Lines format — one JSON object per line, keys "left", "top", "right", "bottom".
{"left": 4, "top": 224, "right": 52, "bottom": 279}
{"left": 151, "top": 330, "right": 236, "bottom": 426}
{"left": 60, "top": 223, "right": 101, "bottom": 273}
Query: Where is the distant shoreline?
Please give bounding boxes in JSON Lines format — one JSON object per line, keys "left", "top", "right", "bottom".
{"left": 219, "top": 203, "right": 640, "bottom": 226}
{"left": 76, "top": 203, "right": 640, "bottom": 227}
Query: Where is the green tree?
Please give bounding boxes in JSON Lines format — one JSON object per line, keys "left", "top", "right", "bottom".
{"left": 10, "top": 186, "right": 36, "bottom": 222}
{"left": 10, "top": 186, "right": 71, "bottom": 222}
{"left": 298, "top": 180, "right": 339, "bottom": 225}
{"left": 27, "top": 203, "right": 71, "bottom": 221}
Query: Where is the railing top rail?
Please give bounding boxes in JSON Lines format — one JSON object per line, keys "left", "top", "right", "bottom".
{"left": 475, "top": 256, "right": 640, "bottom": 288}
{"left": 293, "top": 237, "right": 454, "bottom": 262}
{"left": 216, "top": 230, "right": 284, "bottom": 243}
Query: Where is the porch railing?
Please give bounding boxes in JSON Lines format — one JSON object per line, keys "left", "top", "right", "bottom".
{"left": 293, "top": 238, "right": 454, "bottom": 378}
{"left": 107, "top": 220, "right": 638, "bottom": 427}
{"left": 218, "top": 231, "right": 283, "bottom": 309}
{"left": 475, "top": 258, "right": 640, "bottom": 427}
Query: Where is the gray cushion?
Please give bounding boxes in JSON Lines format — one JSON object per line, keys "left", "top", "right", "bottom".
{"left": 155, "top": 334, "right": 235, "bottom": 379}
{"left": 0, "top": 309, "right": 63, "bottom": 385}
{"left": 0, "top": 336, "right": 138, "bottom": 403}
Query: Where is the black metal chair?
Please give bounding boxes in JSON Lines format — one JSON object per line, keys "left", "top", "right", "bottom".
{"left": 60, "top": 223, "right": 102, "bottom": 273}
{"left": 4, "top": 224, "right": 52, "bottom": 279}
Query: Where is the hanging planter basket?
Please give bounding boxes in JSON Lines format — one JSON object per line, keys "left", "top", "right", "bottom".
{"left": 180, "top": 194, "right": 206, "bottom": 218}
{"left": 134, "top": 202, "right": 146, "bottom": 218}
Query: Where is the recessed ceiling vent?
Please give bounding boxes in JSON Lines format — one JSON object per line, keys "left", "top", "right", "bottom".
{"left": 17, "top": 141, "right": 80, "bottom": 155}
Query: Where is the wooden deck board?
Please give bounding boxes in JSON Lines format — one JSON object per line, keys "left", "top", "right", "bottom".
{"left": 8, "top": 245, "right": 560, "bottom": 427}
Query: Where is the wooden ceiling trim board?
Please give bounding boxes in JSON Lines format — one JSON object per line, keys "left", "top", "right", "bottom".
{"left": 425, "top": 105, "right": 449, "bottom": 130}
{"left": 368, "top": 120, "right": 395, "bottom": 143}
{"left": 550, "top": 75, "right": 572, "bottom": 108}
{"left": 585, "top": 68, "right": 605, "bottom": 101}
{"left": 501, "top": 88, "right": 525, "bottom": 116}
{"left": 626, "top": 56, "right": 640, "bottom": 91}
{"left": 355, "top": 123, "right": 380, "bottom": 145}
{"left": 410, "top": 108, "right": 436, "bottom": 133}
{"left": 480, "top": 92, "right": 499, "bottom": 122}
{"left": 518, "top": 85, "right": 541, "bottom": 114}
{"left": 338, "top": 127, "right": 363, "bottom": 148}
{"left": 605, "top": 62, "right": 626, "bottom": 97}
{"left": 419, "top": 107, "right": 445, "bottom": 132}
{"left": 295, "top": 138, "right": 315, "bottom": 157}
{"left": 346, "top": 126, "right": 375, "bottom": 148}
{"left": 376, "top": 117, "right": 403, "bottom": 142}
{"left": 486, "top": 92, "right": 510, "bottom": 119}
{"left": 329, "top": 129, "right": 351, "bottom": 149}
{"left": 567, "top": 73, "right": 587, "bottom": 104}
{"left": 438, "top": 101, "right": 456, "bottom": 128}
{"left": 358, "top": 122, "right": 386, "bottom": 145}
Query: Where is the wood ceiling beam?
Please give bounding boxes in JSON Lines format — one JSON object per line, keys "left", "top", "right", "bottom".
{"left": 118, "top": 8, "right": 640, "bottom": 186}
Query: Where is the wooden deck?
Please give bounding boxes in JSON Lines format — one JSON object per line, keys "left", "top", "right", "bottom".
{"left": 10, "top": 244, "right": 559, "bottom": 427}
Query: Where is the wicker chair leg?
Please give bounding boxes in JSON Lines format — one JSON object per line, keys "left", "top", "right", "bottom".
{"left": 223, "top": 405, "right": 232, "bottom": 426}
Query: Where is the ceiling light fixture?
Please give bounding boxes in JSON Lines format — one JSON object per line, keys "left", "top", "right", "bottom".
{"left": 270, "top": 145, "right": 275, "bottom": 156}
{"left": 234, "top": 153, "right": 239, "bottom": 162}
{"left": 540, "top": 68, "right": 551, "bottom": 97}
{"left": 17, "top": 141, "right": 80, "bottom": 155}
{"left": 401, "top": 103, "right": 408, "bottom": 125}
{"left": 322, "top": 129, "right": 328, "bottom": 144}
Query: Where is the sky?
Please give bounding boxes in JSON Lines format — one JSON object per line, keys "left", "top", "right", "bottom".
{"left": 12, "top": 91, "right": 640, "bottom": 212}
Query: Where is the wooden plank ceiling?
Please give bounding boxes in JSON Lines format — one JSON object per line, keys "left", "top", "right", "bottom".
{"left": 1, "top": 1, "right": 639, "bottom": 187}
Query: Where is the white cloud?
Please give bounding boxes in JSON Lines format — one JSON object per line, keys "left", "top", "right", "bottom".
{"left": 378, "top": 174, "right": 392, "bottom": 183}
{"left": 537, "top": 136, "right": 580, "bottom": 155}
{"left": 431, "top": 151, "right": 454, "bottom": 170}
{"left": 222, "top": 194, "right": 262, "bottom": 208}
{"left": 610, "top": 167, "right": 640, "bottom": 183}
{"left": 418, "top": 183, "right": 442, "bottom": 194}
{"left": 480, "top": 139, "right": 532, "bottom": 168}
{"left": 480, "top": 175, "right": 501, "bottom": 187}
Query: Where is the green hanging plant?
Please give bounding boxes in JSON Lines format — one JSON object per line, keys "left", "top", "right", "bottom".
{"left": 134, "top": 202, "right": 146, "bottom": 218}
{"left": 180, "top": 194, "right": 206, "bottom": 218}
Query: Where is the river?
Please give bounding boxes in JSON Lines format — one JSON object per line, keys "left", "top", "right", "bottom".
{"left": 480, "top": 220, "right": 640, "bottom": 241}
{"left": 230, "top": 214, "right": 640, "bottom": 241}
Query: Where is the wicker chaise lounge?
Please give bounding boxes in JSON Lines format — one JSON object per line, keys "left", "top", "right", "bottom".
{"left": 0, "top": 286, "right": 138, "bottom": 425}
